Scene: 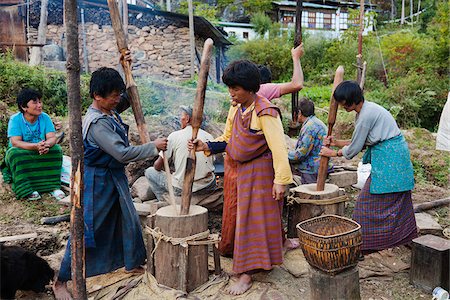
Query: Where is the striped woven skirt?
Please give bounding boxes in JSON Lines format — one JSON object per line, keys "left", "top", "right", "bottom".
{"left": 218, "top": 155, "right": 238, "bottom": 256}
{"left": 1, "top": 145, "right": 63, "bottom": 199}
{"left": 353, "top": 177, "right": 418, "bottom": 251}
{"left": 233, "top": 152, "right": 283, "bottom": 274}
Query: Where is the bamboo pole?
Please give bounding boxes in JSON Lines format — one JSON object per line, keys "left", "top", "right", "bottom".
{"left": 316, "top": 66, "right": 344, "bottom": 191}
{"left": 29, "top": 0, "right": 48, "bottom": 65}
{"left": 356, "top": 0, "right": 364, "bottom": 83}
{"left": 180, "top": 39, "right": 214, "bottom": 215}
{"left": 188, "top": 0, "right": 195, "bottom": 78}
{"left": 107, "top": 0, "right": 149, "bottom": 143}
{"left": 290, "top": 0, "right": 303, "bottom": 131}
{"left": 64, "top": 0, "right": 87, "bottom": 296}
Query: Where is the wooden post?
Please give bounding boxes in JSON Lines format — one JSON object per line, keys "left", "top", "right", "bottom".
{"left": 188, "top": 0, "right": 196, "bottom": 78}
{"left": 356, "top": 0, "right": 364, "bottom": 83}
{"left": 80, "top": 7, "right": 89, "bottom": 73}
{"left": 289, "top": 0, "right": 303, "bottom": 136}
{"left": 146, "top": 214, "right": 156, "bottom": 275}
{"left": 316, "top": 66, "right": 344, "bottom": 191}
{"left": 29, "top": 0, "right": 48, "bottom": 65}
{"left": 122, "top": 0, "right": 128, "bottom": 39}
{"left": 64, "top": 0, "right": 87, "bottom": 296}
{"left": 401, "top": 0, "right": 405, "bottom": 24}
{"left": 180, "top": 39, "right": 214, "bottom": 215}
{"left": 107, "top": 0, "right": 149, "bottom": 143}
{"left": 360, "top": 61, "right": 367, "bottom": 90}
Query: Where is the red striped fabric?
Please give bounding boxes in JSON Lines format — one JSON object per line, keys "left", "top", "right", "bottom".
{"left": 221, "top": 96, "right": 284, "bottom": 274}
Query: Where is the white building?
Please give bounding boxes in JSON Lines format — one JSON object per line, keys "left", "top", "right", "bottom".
{"left": 217, "top": 22, "right": 258, "bottom": 41}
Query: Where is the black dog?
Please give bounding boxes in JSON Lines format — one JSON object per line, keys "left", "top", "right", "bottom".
{"left": 1, "top": 244, "right": 54, "bottom": 299}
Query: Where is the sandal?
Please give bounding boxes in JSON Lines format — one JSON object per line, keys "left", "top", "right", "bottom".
{"left": 50, "top": 189, "right": 66, "bottom": 200}
{"left": 27, "top": 191, "right": 41, "bottom": 201}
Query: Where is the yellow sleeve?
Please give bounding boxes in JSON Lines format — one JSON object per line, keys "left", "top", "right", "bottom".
{"left": 214, "top": 106, "right": 237, "bottom": 143}
{"left": 260, "top": 115, "right": 293, "bottom": 185}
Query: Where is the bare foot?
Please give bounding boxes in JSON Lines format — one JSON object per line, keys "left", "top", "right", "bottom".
{"left": 52, "top": 280, "right": 72, "bottom": 300}
{"left": 125, "top": 266, "right": 145, "bottom": 274}
{"left": 226, "top": 273, "right": 252, "bottom": 295}
{"left": 284, "top": 238, "right": 300, "bottom": 252}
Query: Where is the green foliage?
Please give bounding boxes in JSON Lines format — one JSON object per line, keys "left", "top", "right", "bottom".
{"left": 226, "top": 37, "right": 293, "bottom": 81}
{"left": 178, "top": 1, "right": 219, "bottom": 23}
{"left": 250, "top": 12, "right": 272, "bottom": 37}
{"left": 241, "top": 0, "right": 272, "bottom": 15}
{"left": 0, "top": 52, "right": 91, "bottom": 116}
{"left": 405, "top": 128, "right": 450, "bottom": 187}
{"left": 0, "top": 114, "right": 8, "bottom": 159}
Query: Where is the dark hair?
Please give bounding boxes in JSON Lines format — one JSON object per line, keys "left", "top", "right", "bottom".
{"left": 298, "top": 98, "right": 315, "bottom": 117}
{"left": 257, "top": 64, "right": 272, "bottom": 84}
{"left": 333, "top": 80, "right": 364, "bottom": 106}
{"left": 222, "top": 60, "right": 260, "bottom": 93}
{"left": 16, "top": 88, "right": 42, "bottom": 113}
{"left": 89, "top": 67, "right": 126, "bottom": 99}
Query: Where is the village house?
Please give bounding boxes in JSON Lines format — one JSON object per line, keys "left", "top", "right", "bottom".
{"left": 217, "top": 0, "right": 375, "bottom": 40}
{"left": 0, "top": 0, "right": 231, "bottom": 81}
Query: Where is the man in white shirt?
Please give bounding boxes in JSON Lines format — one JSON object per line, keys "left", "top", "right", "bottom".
{"left": 145, "top": 106, "right": 216, "bottom": 204}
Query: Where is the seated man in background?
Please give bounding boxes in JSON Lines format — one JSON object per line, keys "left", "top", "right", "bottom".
{"left": 1, "top": 88, "right": 64, "bottom": 200}
{"left": 288, "top": 98, "right": 328, "bottom": 184}
{"left": 145, "top": 105, "right": 219, "bottom": 208}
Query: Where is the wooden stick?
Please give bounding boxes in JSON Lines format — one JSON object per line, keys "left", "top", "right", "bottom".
{"left": 414, "top": 197, "right": 450, "bottom": 213}
{"left": 360, "top": 61, "right": 367, "bottom": 90}
{"left": 146, "top": 214, "right": 156, "bottom": 275}
{"left": 162, "top": 152, "right": 178, "bottom": 214}
{"left": 213, "top": 244, "right": 222, "bottom": 275}
{"left": 316, "top": 66, "right": 344, "bottom": 191}
{"left": 107, "top": 0, "right": 149, "bottom": 144}
{"left": 291, "top": 0, "right": 303, "bottom": 126}
{"left": 65, "top": 0, "right": 87, "bottom": 295}
{"left": 180, "top": 39, "right": 214, "bottom": 215}
{"left": 356, "top": 0, "right": 365, "bottom": 83}
{"left": 0, "top": 233, "right": 37, "bottom": 243}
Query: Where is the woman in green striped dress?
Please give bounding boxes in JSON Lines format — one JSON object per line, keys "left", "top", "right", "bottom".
{"left": 1, "top": 89, "right": 64, "bottom": 201}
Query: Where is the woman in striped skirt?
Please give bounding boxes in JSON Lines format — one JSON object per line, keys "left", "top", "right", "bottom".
{"left": 320, "top": 81, "right": 417, "bottom": 254}
{"left": 2, "top": 89, "right": 63, "bottom": 201}
{"left": 190, "top": 60, "right": 293, "bottom": 295}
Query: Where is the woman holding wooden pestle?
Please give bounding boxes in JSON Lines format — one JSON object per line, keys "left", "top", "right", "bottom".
{"left": 320, "top": 80, "right": 417, "bottom": 255}
{"left": 189, "top": 60, "right": 293, "bottom": 295}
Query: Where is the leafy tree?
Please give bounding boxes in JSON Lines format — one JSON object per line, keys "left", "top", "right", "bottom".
{"left": 178, "top": 1, "right": 219, "bottom": 23}
{"left": 250, "top": 12, "right": 271, "bottom": 37}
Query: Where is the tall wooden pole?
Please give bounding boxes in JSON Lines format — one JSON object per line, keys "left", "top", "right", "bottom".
{"left": 401, "top": 0, "right": 405, "bottom": 24}
{"left": 188, "top": 0, "right": 196, "bottom": 78}
{"left": 122, "top": 0, "right": 128, "bottom": 39}
{"left": 180, "top": 39, "right": 214, "bottom": 215}
{"left": 316, "top": 66, "right": 344, "bottom": 191}
{"left": 107, "top": 0, "right": 150, "bottom": 143}
{"left": 29, "top": 0, "right": 48, "bottom": 65}
{"left": 64, "top": 0, "right": 87, "bottom": 297}
{"left": 356, "top": 0, "right": 364, "bottom": 83}
{"left": 291, "top": 0, "right": 303, "bottom": 125}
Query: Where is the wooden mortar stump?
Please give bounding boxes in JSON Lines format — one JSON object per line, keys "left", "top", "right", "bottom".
{"left": 288, "top": 183, "right": 343, "bottom": 238}
{"left": 153, "top": 205, "right": 209, "bottom": 292}
{"left": 309, "top": 266, "right": 361, "bottom": 300}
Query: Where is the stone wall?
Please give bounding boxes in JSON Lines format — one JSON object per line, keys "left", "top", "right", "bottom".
{"left": 27, "top": 23, "right": 218, "bottom": 80}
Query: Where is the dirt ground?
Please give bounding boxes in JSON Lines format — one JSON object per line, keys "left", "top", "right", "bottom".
{"left": 1, "top": 168, "right": 448, "bottom": 300}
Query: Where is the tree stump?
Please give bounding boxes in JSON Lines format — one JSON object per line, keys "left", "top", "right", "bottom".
{"left": 288, "top": 183, "right": 343, "bottom": 237}
{"left": 310, "top": 266, "right": 361, "bottom": 300}
{"left": 410, "top": 234, "right": 450, "bottom": 292}
{"left": 153, "top": 205, "right": 209, "bottom": 292}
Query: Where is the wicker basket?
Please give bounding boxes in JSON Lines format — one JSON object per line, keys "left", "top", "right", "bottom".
{"left": 296, "top": 215, "right": 362, "bottom": 274}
